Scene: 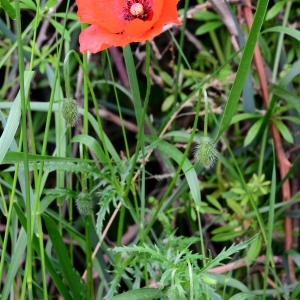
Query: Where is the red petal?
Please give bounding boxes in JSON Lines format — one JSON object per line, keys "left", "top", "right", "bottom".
{"left": 79, "top": 25, "right": 131, "bottom": 53}
{"left": 159, "top": 0, "right": 182, "bottom": 23}
{"left": 76, "top": 0, "right": 127, "bottom": 33}
{"left": 124, "top": 0, "right": 163, "bottom": 37}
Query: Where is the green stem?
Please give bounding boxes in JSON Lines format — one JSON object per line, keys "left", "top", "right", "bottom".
{"left": 14, "top": 0, "right": 32, "bottom": 298}
{"left": 106, "top": 50, "right": 130, "bottom": 158}
{"left": 188, "top": 260, "right": 193, "bottom": 300}
{"left": 209, "top": 31, "right": 226, "bottom": 65}
{"left": 203, "top": 89, "right": 208, "bottom": 138}
{"left": 115, "top": 205, "right": 125, "bottom": 265}
{"left": 143, "top": 89, "right": 202, "bottom": 238}
{"left": 271, "top": 1, "right": 292, "bottom": 84}
{"left": 85, "top": 215, "right": 93, "bottom": 298}
{"left": 122, "top": 42, "right": 150, "bottom": 200}
{"left": 196, "top": 209, "right": 209, "bottom": 300}
{"left": 172, "top": 0, "right": 190, "bottom": 112}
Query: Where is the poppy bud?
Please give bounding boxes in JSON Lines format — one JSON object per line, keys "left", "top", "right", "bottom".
{"left": 195, "top": 137, "right": 217, "bottom": 170}
{"left": 76, "top": 192, "right": 93, "bottom": 215}
{"left": 61, "top": 98, "right": 78, "bottom": 127}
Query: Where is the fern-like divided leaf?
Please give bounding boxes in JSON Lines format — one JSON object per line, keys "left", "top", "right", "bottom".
{"left": 201, "top": 233, "right": 260, "bottom": 274}
{"left": 109, "top": 233, "right": 259, "bottom": 299}
{"left": 96, "top": 186, "right": 124, "bottom": 239}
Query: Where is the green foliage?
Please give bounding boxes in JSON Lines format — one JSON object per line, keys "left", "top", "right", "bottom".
{"left": 109, "top": 233, "right": 259, "bottom": 299}
{"left": 1, "top": 0, "right": 300, "bottom": 298}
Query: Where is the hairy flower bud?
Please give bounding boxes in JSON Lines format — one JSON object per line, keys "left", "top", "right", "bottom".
{"left": 61, "top": 98, "right": 78, "bottom": 127}
{"left": 76, "top": 192, "right": 93, "bottom": 215}
{"left": 195, "top": 137, "right": 217, "bottom": 170}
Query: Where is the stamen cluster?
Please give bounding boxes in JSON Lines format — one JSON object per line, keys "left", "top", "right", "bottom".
{"left": 123, "top": 0, "right": 153, "bottom": 21}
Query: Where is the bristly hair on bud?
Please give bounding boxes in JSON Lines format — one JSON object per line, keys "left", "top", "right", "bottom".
{"left": 194, "top": 136, "right": 218, "bottom": 170}
{"left": 61, "top": 97, "right": 78, "bottom": 127}
{"left": 75, "top": 192, "right": 93, "bottom": 215}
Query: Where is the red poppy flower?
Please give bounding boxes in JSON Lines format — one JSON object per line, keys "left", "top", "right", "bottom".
{"left": 76, "top": 0, "right": 182, "bottom": 53}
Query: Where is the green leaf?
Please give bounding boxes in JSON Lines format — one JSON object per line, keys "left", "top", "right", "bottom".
{"left": 227, "top": 199, "right": 245, "bottom": 217}
{"left": 269, "top": 85, "right": 300, "bottom": 113}
{"left": 206, "top": 195, "right": 222, "bottom": 211}
{"left": 230, "top": 113, "right": 259, "bottom": 125}
{"left": 193, "top": 10, "right": 220, "bottom": 21}
{"left": 208, "top": 274, "right": 250, "bottom": 293}
{"left": 211, "top": 230, "right": 246, "bottom": 242}
{"left": 13, "top": 203, "right": 73, "bottom": 300}
{"left": 44, "top": 0, "right": 57, "bottom": 9}
{"left": 285, "top": 249, "right": 300, "bottom": 268}
{"left": 215, "top": 0, "right": 269, "bottom": 141}
{"left": 20, "top": 0, "right": 36, "bottom": 10}
{"left": 211, "top": 225, "right": 236, "bottom": 235}
{"left": 290, "top": 281, "right": 300, "bottom": 300}
{"left": 229, "top": 292, "right": 259, "bottom": 300}
{"left": 265, "top": 1, "right": 286, "bottom": 21}
{"left": 262, "top": 26, "right": 300, "bottom": 42}
{"left": 146, "top": 136, "right": 201, "bottom": 207}
{"left": 244, "top": 118, "right": 263, "bottom": 147}
{"left": 1, "top": 0, "right": 16, "bottom": 19}
{"left": 246, "top": 233, "right": 262, "bottom": 266}
{"left": 110, "top": 288, "right": 166, "bottom": 300}
{"left": 0, "top": 71, "right": 34, "bottom": 164}
{"left": 281, "top": 116, "right": 300, "bottom": 126}
{"left": 272, "top": 119, "right": 294, "bottom": 144}
{"left": 43, "top": 214, "right": 86, "bottom": 298}
{"left": 195, "top": 21, "right": 223, "bottom": 36}
{"left": 123, "top": 44, "right": 143, "bottom": 128}
{"left": 47, "top": 17, "right": 70, "bottom": 41}
{"left": 71, "top": 134, "right": 107, "bottom": 164}
{"left": 204, "top": 234, "right": 259, "bottom": 269}
{"left": 161, "top": 94, "right": 175, "bottom": 112}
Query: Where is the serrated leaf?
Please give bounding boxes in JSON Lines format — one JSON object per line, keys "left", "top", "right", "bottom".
{"left": 203, "top": 234, "right": 259, "bottom": 271}
{"left": 96, "top": 188, "right": 120, "bottom": 239}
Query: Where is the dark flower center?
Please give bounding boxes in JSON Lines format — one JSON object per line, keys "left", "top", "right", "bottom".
{"left": 123, "top": 0, "right": 153, "bottom": 21}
